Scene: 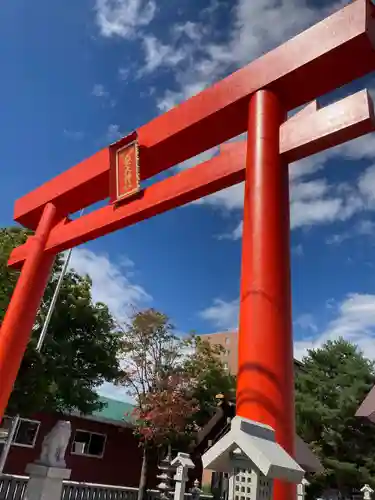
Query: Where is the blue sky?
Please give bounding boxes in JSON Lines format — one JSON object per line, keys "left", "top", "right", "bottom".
{"left": 2, "top": 0, "right": 375, "bottom": 401}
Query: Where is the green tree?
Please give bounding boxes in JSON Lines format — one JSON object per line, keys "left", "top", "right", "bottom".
{"left": 0, "top": 227, "right": 31, "bottom": 322}
{"left": 295, "top": 338, "right": 375, "bottom": 497}
{"left": 0, "top": 226, "right": 121, "bottom": 417}
{"left": 182, "top": 335, "right": 235, "bottom": 427}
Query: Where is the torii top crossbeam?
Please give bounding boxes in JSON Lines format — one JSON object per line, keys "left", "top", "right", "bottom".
{"left": 12, "top": 0, "right": 375, "bottom": 230}
{"left": 1, "top": 2, "right": 375, "bottom": 500}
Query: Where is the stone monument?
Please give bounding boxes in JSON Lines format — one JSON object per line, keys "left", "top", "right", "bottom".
{"left": 24, "top": 420, "right": 72, "bottom": 500}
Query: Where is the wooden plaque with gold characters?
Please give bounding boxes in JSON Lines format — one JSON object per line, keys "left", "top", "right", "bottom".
{"left": 109, "top": 131, "right": 140, "bottom": 204}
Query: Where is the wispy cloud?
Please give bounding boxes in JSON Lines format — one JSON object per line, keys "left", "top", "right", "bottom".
{"left": 91, "top": 83, "right": 109, "bottom": 98}
{"left": 201, "top": 139, "right": 375, "bottom": 239}
{"left": 93, "top": 0, "right": 375, "bottom": 236}
{"left": 140, "top": 0, "right": 346, "bottom": 111}
{"left": 118, "top": 67, "right": 130, "bottom": 81}
{"left": 326, "top": 219, "right": 375, "bottom": 245}
{"left": 69, "top": 247, "right": 151, "bottom": 323}
{"left": 95, "top": 0, "right": 156, "bottom": 39}
{"left": 294, "top": 313, "right": 318, "bottom": 333}
{"left": 199, "top": 298, "right": 239, "bottom": 331}
{"left": 294, "top": 293, "right": 375, "bottom": 361}
{"left": 68, "top": 247, "right": 152, "bottom": 402}
{"left": 137, "top": 35, "right": 186, "bottom": 77}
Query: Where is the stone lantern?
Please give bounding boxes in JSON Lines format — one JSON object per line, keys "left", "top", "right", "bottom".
{"left": 202, "top": 416, "right": 304, "bottom": 500}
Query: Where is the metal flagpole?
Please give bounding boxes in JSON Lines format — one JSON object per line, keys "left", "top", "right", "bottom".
{"left": 36, "top": 208, "right": 84, "bottom": 353}
{"left": 36, "top": 247, "right": 73, "bottom": 352}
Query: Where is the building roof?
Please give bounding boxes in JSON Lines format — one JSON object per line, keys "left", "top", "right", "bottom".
{"left": 70, "top": 396, "right": 135, "bottom": 428}
{"left": 356, "top": 386, "right": 375, "bottom": 422}
{"left": 93, "top": 396, "right": 135, "bottom": 424}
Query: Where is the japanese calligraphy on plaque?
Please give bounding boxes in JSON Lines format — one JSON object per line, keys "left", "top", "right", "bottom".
{"left": 114, "top": 140, "right": 140, "bottom": 202}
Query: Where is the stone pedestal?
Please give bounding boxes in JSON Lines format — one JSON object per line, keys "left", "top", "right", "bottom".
{"left": 24, "top": 463, "right": 71, "bottom": 500}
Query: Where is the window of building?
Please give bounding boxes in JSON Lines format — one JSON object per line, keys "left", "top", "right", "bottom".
{"left": 72, "top": 430, "right": 106, "bottom": 458}
{"left": 225, "top": 337, "right": 230, "bottom": 345}
{"left": 0, "top": 416, "right": 13, "bottom": 443}
{"left": 1, "top": 417, "right": 40, "bottom": 448}
{"left": 12, "top": 418, "right": 40, "bottom": 448}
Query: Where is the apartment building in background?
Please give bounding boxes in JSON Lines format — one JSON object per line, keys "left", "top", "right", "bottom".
{"left": 199, "top": 330, "right": 303, "bottom": 375}
{"left": 198, "top": 331, "right": 238, "bottom": 374}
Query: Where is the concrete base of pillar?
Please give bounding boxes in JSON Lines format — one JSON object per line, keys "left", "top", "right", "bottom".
{"left": 25, "top": 463, "right": 71, "bottom": 500}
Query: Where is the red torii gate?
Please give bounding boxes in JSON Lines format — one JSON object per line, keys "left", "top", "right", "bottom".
{"left": 2, "top": 1, "right": 375, "bottom": 498}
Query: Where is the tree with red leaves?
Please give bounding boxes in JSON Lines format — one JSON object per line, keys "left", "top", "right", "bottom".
{"left": 132, "top": 372, "right": 199, "bottom": 445}
{"left": 116, "top": 308, "right": 234, "bottom": 500}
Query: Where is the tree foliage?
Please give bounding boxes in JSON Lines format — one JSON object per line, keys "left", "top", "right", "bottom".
{"left": 0, "top": 227, "right": 121, "bottom": 416}
{"left": 295, "top": 338, "right": 375, "bottom": 497}
{"left": 117, "top": 309, "right": 234, "bottom": 500}
{"left": 133, "top": 372, "right": 199, "bottom": 444}
{"left": 118, "top": 310, "right": 235, "bottom": 445}
{"left": 182, "top": 335, "right": 235, "bottom": 427}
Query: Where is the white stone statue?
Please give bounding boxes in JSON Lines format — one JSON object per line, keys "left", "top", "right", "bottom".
{"left": 37, "top": 420, "right": 72, "bottom": 468}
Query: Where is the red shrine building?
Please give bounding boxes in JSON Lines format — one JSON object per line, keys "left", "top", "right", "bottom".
{"left": 0, "top": 396, "right": 158, "bottom": 487}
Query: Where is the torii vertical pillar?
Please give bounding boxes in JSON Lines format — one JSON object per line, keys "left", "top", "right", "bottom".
{"left": 237, "top": 90, "right": 295, "bottom": 500}
{"left": 0, "top": 203, "right": 58, "bottom": 420}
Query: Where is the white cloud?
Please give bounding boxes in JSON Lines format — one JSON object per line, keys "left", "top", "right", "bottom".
{"left": 200, "top": 293, "right": 375, "bottom": 362}
{"left": 294, "top": 294, "right": 375, "bottom": 361}
{"left": 128, "top": 0, "right": 375, "bottom": 236}
{"left": 95, "top": 0, "right": 156, "bottom": 39}
{"left": 294, "top": 313, "right": 318, "bottom": 333}
{"left": 69, "top": 247, "right": 151, "bottom": 323}
{"left": 118, "top": 67, "right": 130, "bottom": 81}
{"left": 149, "top": 0, "right": 345, "bottom": 111}
{"left": 200, "top": 143, "right": 375, "bottom": 239}
{"left": 326, "top": 219, "right": 375, "bottom": 245}
{"left": 358, "top": 165, "right": 375, "bottom": 207}
{"left": 138, "top": 36, "right": 186, "bottom": 76}
{"left": 157, "top": 81, "right": 207, "bottom": 113}
{"left": 199, "top": 298, "right": 239, "bottom": 331}
{"left": 67, "top": 248, "right": 152, "bottom": 402}
{"left": 91, "top": 83, "right": 109, "bottom": 98}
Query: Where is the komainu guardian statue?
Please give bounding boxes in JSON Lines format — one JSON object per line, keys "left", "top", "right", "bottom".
{"left": 37, "top": 420, "right": 72, "bottom": 468}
